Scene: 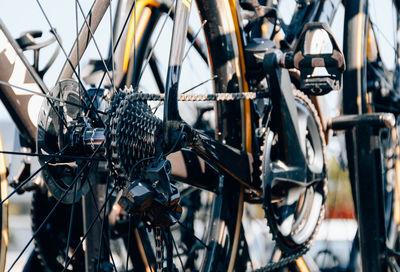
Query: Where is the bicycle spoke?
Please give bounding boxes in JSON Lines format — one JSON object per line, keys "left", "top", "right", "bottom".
{"left": 0, "top": 80, "right": 106, "bottom": 115}
{"left": 90, "top": 176, "right": 118, "bottom": 272}
{"left": 182, "top": 20, "right": 207, "bottom": 63}
{"left": 75, "top": 0, "right": 114, "bottom": 87}
{"left": 0, "top": 80, "right": 74, "bottom": 131}
{"left": 149, "top": 54, "right": 166, "bottom": 93}
{"left": 64, "top": 181, "right": 78, "bottom": 266}
{"left": 82, "top": 174, "right": 118, "bottom": 272}
{"left": 75, "top": 0, "right": 81, "bottom": 116}
{"left": 0, "top": 144, "right": 71, "bottom": 206}
{"left": 35, "top": 0, "right": 88, "bottom": 95}
{"left": 62, "top": 186, "right": 117, "bottom": 272}
{"left": 0, "top": 150, "right": 104, "bottom": 161}
{"left": 86, "top": 0, "right": 137, "bottom": 114}
{"left": 176, "top": 221, "right": 209, "bottom": 249}
{"left": 151, "top": 75, "right": 217, "bottom": 113}
{"left": 181, "top": 75, "right": 218, "bottom": 94}
{"left": 35, "top": 0, "right": 108, "bottom": 129}
{"left": 109, "top": 0, "right": 116, "bottom": 90}
{"left": 132, "top": 0, "right": 137, "bottom": 87}
{"left": 169, "top": 229, "right": 185, "bottom": 271}
{"left": 7, "top": 157, "right": 94, "bottom": 272}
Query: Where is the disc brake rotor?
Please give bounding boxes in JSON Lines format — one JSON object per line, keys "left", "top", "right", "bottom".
{"left": 37, "top": 79, "right": 103, "bottom": 203}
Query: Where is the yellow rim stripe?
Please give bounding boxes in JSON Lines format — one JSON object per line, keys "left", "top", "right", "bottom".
{"left": 394, "top": 128, "right": 400, "bottom": 224}
{"left": 228, "top": 0, "right": 252, "bottom": 153}
{"left": 182, "top": 0, "right": 192, "bottom": 10}
{"left": 227, "top": 186, "right": 244, "bottom": 272}
{"left": 134, "top": 228, "right": 154, "bottom": 272}
{"left": 296, "top": 257, "right": 310, "bottom": 272}
{"left": 0, "top": 133, "right": 8, "bottom": 272}
{"left": 123, "top": 0, "right": 161, "bottom": 73}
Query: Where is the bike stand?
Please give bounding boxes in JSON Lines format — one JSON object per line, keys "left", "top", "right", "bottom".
{"left": 328, "top": 113, "right": 395, "bottom": 272}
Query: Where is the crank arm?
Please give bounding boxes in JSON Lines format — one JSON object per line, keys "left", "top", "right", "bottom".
{"left": 264, "top": 50, "right": 308, "bottom": 170}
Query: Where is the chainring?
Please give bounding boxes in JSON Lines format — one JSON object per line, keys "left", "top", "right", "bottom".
{"left": 262, "top": 90, "right": 327, "bottom": 255}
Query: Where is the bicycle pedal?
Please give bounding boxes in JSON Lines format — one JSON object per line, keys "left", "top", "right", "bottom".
{"left": 328, "top": 113, "right": 395, "bottom": 131}
{"left": 283, "top": 22, "right": 345, "bottom": 95}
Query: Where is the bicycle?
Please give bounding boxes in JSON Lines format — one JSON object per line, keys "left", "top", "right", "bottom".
{"left": 255, "top": 1, "right": 400, "bottom": 271}
{"left": 340, "top": 0, "right": 400, "bottom": 271}
{"left": 273, "top": 0, "right": 400, "bottom": 271}
{"left": 0, "top": 0, "right": 346, "bottom": 271}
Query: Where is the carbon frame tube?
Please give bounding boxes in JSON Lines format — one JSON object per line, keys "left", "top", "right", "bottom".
{"left": 58, "top": 0, "right": 111, "bottom": 81}
{"left": 0, "top": 20, "right": 49, "bottom": 150}
{"left": 163, "top": 0, "right": 193, "bottom": 125}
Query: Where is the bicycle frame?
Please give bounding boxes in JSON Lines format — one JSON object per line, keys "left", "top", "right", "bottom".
{"left": 0, "top": 0, "right": 334, "bottom": 270}
{"left": 0, "top": 20, "right": 47, "bottom": 150}
{"left": 0, "top": 0, "right": 332, "bottom": 188}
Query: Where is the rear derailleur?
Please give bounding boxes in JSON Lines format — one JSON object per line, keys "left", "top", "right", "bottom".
{"left": 119, "top": 158, "right": 182, "bottom": 228}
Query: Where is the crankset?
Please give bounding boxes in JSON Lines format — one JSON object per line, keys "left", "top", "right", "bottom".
{"left": 261, "top": 90, "right": 327, "bottom": 256}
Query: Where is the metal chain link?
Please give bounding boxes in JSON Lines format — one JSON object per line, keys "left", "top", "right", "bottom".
{"left": 254, "top": 249, "right": 307, "bottom": 272}
{"left": 119, "top": 87, "right": 268, "bottom": 101}
{"left": 154, "top": 226, "right": 164, "bottom": 272}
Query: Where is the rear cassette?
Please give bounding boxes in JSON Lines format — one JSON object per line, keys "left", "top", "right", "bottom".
{"left": 105, "top": 90, "right": 162, "bottom": 183}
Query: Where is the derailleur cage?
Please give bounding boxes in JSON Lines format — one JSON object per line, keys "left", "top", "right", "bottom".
{"left": 118, "top": 159, "right": 182, "bottom": 228}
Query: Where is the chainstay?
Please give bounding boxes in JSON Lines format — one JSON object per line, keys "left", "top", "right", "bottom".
{"left": 117, "top": 88, "right": 268, "bottom": 101}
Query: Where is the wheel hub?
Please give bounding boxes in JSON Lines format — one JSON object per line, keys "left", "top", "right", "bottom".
{"left": 37, "top": 79, "right": 108, "bottom": 203}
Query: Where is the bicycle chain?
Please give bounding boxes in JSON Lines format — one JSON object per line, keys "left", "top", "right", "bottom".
{"left": 154, "top": 226, "right": 164, "bottom": 272}
{"left": 105, "top": 87, "right": 268, "bottom": 187}
{"left": 104, "top": 87, "right": 321, "bottom": 270}
{"left": 111, "top": 90, "right": 268, "bottom": 101}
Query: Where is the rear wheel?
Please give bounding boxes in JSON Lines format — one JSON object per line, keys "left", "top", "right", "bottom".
{"left": 1, "top": 0, "right": 248, "bottom": 271}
